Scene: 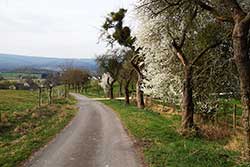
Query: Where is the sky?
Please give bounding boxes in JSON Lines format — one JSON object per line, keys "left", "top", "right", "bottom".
{"left": 0, "top": 0, "right": 136, "bottom": 58}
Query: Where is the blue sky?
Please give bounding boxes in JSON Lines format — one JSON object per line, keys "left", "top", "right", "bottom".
{"left": 0, "top": 0, "right": 136, "bottom": 58}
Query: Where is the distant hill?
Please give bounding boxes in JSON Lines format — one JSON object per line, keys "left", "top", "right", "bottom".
{"left": 0, "top": 54, "right": 97, "bottom": 72}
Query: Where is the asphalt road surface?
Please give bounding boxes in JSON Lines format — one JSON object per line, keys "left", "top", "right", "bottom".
{"left": 24, "top": 94, "right": 141, "bottom": 167}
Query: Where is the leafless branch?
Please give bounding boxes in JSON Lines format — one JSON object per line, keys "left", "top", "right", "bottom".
{"left": 191, "top": 41, "right": 222, "bottom": 66}
{"left": 142, "top": 0, "right": 185, "bottom": 16}
{"left": 242, "top": 12, "right": 250, "bottom": 24}
{"left": 194, "top": 0, "right": 234, "bottom": 23}
{"left": 136, "top": 0, "right": 160, "bottom": 10}
{"left": 179, "top": 7, "right": 198, "bottom": 48}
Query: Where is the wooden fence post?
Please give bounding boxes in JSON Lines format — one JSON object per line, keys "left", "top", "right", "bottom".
{"left": 38, "top": 87, "right": 42, "bottom": 107}
{"left": 38, "top": 84, "right": 44, "bottom": 107}
{"left": 48, "top": 85, "right": 53, "bottom": 105}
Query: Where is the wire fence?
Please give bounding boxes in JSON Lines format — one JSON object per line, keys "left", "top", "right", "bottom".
{"left": 142, "top": 96, "right": 244, "bottom": 131}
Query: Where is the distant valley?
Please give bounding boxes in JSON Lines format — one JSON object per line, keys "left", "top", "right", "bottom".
{"left": 0, "top": 54, "right": 97, "bottom": 72}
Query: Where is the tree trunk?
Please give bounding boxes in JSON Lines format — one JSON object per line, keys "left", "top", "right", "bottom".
{"left": 78, "top": 84, "right": 80, "bottom": 93}
{"left": 136, "top": 73, "right": 145, "bottom": 109}
{"left": 181, "top": 66, "right": 194, "bottom": 129}
{"left": 131, "top": 56, "right": 144, "bottom": 109}
{"left": 109, "top": 82, "right": 115, "bottom": 99}
{"left": 233, "top": 18, "right": 250, "bottom": 159}
{"left": 85, "top": 86, "right": 88, "bottom": 94}
{"left": 125, "top": 82, "right": 130, "bottom": 105}
{"left": 119, "top": 81, "right": 123, "bottom": 97}
{"left": 39, "top": 87, "right": 42, "bottom": 107}
{"left": 74, "top": 84, "right": 77, "bottom": 92}
{"left": 67, "top": 84, "right": 70, "bottom": 96}
{"left": 49, "top": 87, "right": 53, "bottom": 105}
{"left": 64, "top": 84, "right": 67, "bottom": 98}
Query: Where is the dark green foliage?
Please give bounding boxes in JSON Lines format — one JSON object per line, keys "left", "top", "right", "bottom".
{"left": 102, "top": 8, "right": 136, "bottom": 48}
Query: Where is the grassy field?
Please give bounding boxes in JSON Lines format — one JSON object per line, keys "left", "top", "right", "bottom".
{"left": 0, "top": 90, "right": 77, "bottom": 167}
{"left": 101, "top": 100, "right": 249, "bottom": 167}
{"left": 0, "top": 90, "right": 37, "bottom": 113}
{"left": 0, "top": 72, "right": 42, "bottom": 80}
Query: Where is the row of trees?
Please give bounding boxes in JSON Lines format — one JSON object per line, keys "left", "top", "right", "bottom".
{"left": 97, "top": 0, "right": 250, "bottom": 160}
{"left": 38, "top": 67, "right": 90, "bottom": 101}
{"left": 97, "top": 48, "right": 137, "bottom": 104}
{"left": 60, "top": 67, "right": 90, "bottom": 97}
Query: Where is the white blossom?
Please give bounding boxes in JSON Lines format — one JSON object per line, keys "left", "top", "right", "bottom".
{"left": 99, "top": 72, "right": 114, "bottom": 95}
{"left": 136, "top": 16, "right": 182, "bottom": 104}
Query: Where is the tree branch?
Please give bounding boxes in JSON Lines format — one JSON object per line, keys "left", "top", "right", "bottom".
{"left": 191, "top": 41, "right": 222, "bottom": 66}
{"left": 127, "top": 69, "right": 135, "bottom": 82}
{"left": 142, "top": 0, "right": 184, "bottom": 16}
{"left": 242, "top": 13, "right": 250, "bottom": 25}
{"left": 172, "top": 39, "right": 188, "bottom": 66}
{"left": 227, "top": 0, "right": 245, "bottom": 14}
{"left": 179, "top": 7, "right": 198, "bottom": 48}
{"left": 194, "top": 0, "right": 234, "bottom": 23}
{"left": 155, "top": 0, "right": 183, "bottom": 15}
{"left": 136, "top": 0, "right": 160, "bottom": 10}
{"left": 131, "top": 55, "right": 143, "bottom": 76}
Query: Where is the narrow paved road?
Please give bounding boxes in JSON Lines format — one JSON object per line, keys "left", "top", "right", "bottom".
{"left": 24, "top": 94, "right": 141, "bottom": 167}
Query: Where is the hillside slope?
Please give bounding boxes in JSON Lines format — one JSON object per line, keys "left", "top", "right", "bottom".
{"left": 0, "top": 54, "right": 97, "bottom": 71}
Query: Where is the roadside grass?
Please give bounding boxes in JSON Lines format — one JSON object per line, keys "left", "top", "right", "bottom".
{"left": 0, "top": 90, "right": 78, "bottom": 167}
{"left": 80, "top": 80, "right": 105, "bottom": 98}
{"left": 101, "top": 100, "right": 246, "bottom": 167}
{"left": 81, "top": 81, "right": 133, "bottom": 98}
{"left": 81, "top": 90, "right": 105, "bottom": 98}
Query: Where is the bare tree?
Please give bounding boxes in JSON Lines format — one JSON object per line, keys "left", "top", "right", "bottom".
{"left": 59, "top": 62, "right": 73, "bottom": 98}
{"left": 96, "top": 49, "right": 124, "bottom": 99}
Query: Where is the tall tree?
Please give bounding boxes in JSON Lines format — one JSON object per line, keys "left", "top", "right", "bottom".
{"left": 119, "top": 50, "right": 136, "bottom": 105}
{"left": 137, "top": 1, "right": 226, "bottom": 130}
{"left": 59, "top": 62, "right": 74, "bottom": 98}
{"left": 192, "top": 0, "right": 250, "bottom": 160}
{"left": 101, "top": 8, "right": 145, "bottom": 108}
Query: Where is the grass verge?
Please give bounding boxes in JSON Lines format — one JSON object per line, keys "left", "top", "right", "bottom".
{"left": 101, "top": 100, "right": 247, "bottom": 167}
{"left": 0, "top": 90, "right": 78, "bottom": 167}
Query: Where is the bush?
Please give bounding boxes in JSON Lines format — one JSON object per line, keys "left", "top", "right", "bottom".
{"left": 199, "top": 124, "right": 232, "bottom": 140}
{"left": 0, "top": 81, "right": 12, "bottom": 89}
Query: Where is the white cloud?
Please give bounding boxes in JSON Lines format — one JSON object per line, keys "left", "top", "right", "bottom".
{"left": 0, "top": 0, "right": 136, "bottom": 58}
